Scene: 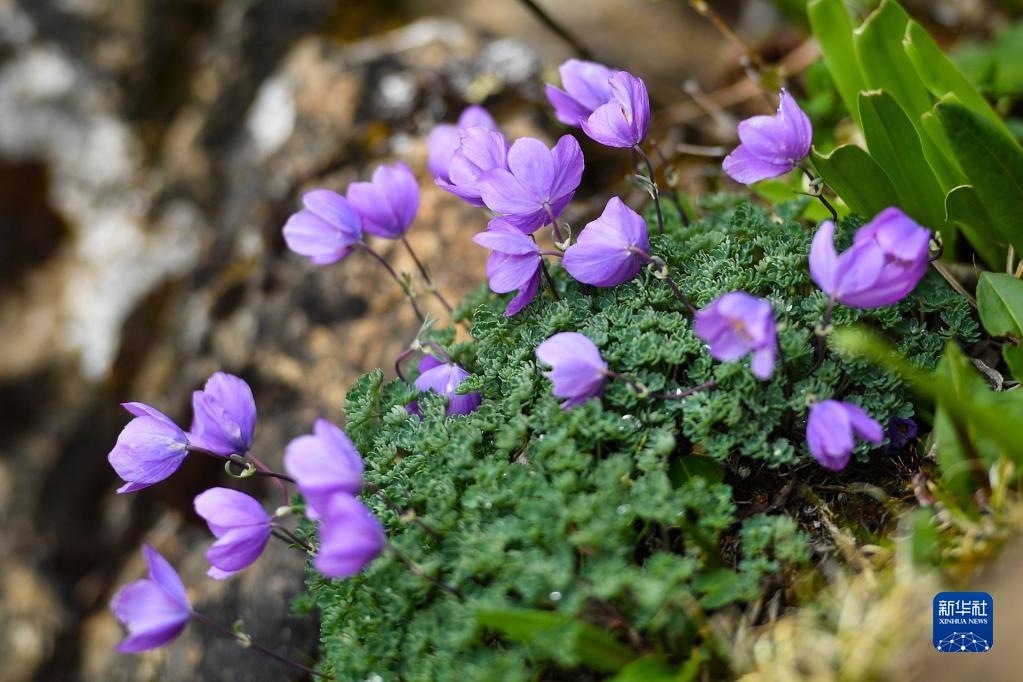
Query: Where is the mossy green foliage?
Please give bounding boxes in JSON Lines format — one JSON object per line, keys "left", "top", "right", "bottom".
{"left": 306, "top": 197, "right": 976, "bottom": 679}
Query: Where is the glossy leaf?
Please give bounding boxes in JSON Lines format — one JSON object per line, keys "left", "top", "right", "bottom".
{"left": 944, "top": 185, "right": 1004, "bottom": 269}
{"left": 610, "top": 654, "right": 690, "bottom": 682}
{"left": 808, "top": 0, "right": 866, "bottom": 125}
{"left": 977, "top": 272, "right": 1023, "bottom": 380}
{"left": 811, "top": 144, "right": 899, "bottom": 218}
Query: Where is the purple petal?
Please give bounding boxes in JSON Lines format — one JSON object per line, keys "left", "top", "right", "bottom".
{"left": 809, "top": 221, "right": 839, "bottom": 296}
{"left": 110, "top": 578, "right": 190, "bottom": 653}
{"left": 807, "top": 400, "right": 855, "bottom": 470}
{"left": 457, "top": 104, "right": 497, "bottom": 130}
{"left": 832, "top": 243, "right": 885, "bottom": 305}
{"left": 427, "top": 123, "right": 460, "bottom": 181}
{"left": 536, "top": 332, "right": 602, "bottom": 370}
{"left": 302, "top": 189, "right": 362, "bottom": 232}
{"left": 473, "top": 226, "right": 541, "bottom": 256}
{"left": 122, "top": 402, "right": 180, "bottom": 429}
{"left": 187, "top": 372, "right": 256, "bottom": 455}
{"left": 375, "top": 161, "right": 419, "bottom": 232}
{"left": 563, "top": 242, "right": 638, "bottom": 287}
{"left": 143, "top": 544, "right": 190, "bottom": 609}
{"left": 194, "top": 487, "right": 270, "bottom": 538}
{"left": 477, "top": 168, "right": 542, "bottom": 217}
{"left": 546, "top": 83, "right": 594, "bottom": 127}
{"left": 504, "top": 269, "right": 541, "bottom": 317}
{"left": 506, "top": 138, "right": 556, "bottom": 203}
{"left": 722, "top": 144, "right": 793, "bottom": 185}
{"left": 283, "top": 209, "right": 359, "bottom": 265}
{"left": 777, "top": 89, "right": 813, "bottom": 160}
{"left": 315, "top": 494, "right": 385, "bottom": 578}
{"left": 841, "top": 402, "right": 884, "bottom": 444}
{"left": 108, "top": 417, "right": 189, "bottom": 493}
{"left": 486, "top": 251, "right": 542, "bottom": 293}
{"left": 559, "top": 59, "right": 614, "bottom": 112}
{"left": 284, "top": 419, "right": 364, "bottom": 516}
{"left": 205, "top": 525, "right": 271, "bottom": 577}
{"left": 549, "top": 134, "right": 584, "bottom": 202}
{"left": 750, "top": 345, "right": 776, "bottom": 380}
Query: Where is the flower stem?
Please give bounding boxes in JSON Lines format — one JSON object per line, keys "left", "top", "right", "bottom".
{"left": 271, "top": 526, "right": 315, "bottom": 554}
{"left": 607, "top": 372, "right": 715, "bottom": 400}
{"left": 543, "top": 203, "right": 567, "bottom": 245}
{"left": 627, "top": 248, "right": 696, "bottom": 312}
{"left": 394, "top": 347, "right": 415, "bottom": 382}
{"left": 418, "top": 340, "right": 453, "bottom": 364}
{"left": 359, "top": 243, "right": 426, "bottom": 324}
{"left": 799, "top": 165, "right": 838, "bottom": 221}
{"left": 516, "top": 0, "right": 595, "bottom": 59}
{"left": 365, "top": 484, "right": 443, "bottom": 541}
{"left": 539, "top": 257, "right": 561, "bottom": 302}
{"left": 386, "top": 542, "right": 462, "bottom": 598}
{"left": 191, "top": 611, "right": 329, "bottom": 679}
{"left": 401, "top": 236, "right": 454, "bottom": 315}
{"left": 653, "top": 144, "right": 691, "bottom": 226}
{"left": 633, "top": 145, "right": 666, "bottom": 236}
{"left": 810, "top": 297, "right": 836, "bottom": 372}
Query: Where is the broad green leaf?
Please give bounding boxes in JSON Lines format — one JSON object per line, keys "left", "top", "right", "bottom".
{"left": 669, "top": 455, "right": 725, "bottom": 486}
{"left": 808, "top": 0, "right": 866, "bottom": 125}
{"left": 610, "top": 654, "right": 687, "bottom": 682}
{"left": 692, "top": 568, "right": 748, "bottom": 609}
{"left": 977, "top": 272, "right": 1023, "bottom": 380}
{"left": 858, "top": 91, "right": 950, "bottom": 233}
{"left": 936, "top": 99, "right": 1023, "bottom": 255}
{"left": 920, "top": 111, "right": 967, "bottom": 190}
{"left": 944, "top": 185, "right": 1005, "bottom": 269}
{"left": 909, "top": 508, "right": 941, "bottom": 565}
{"left": 475, "top": 608, "right": 637, "bottom": 672}
{"left": 811, "top": 144, "right": 899, "bottom": 217}
{"left": 751, "top": 178, "right": 842, "bottom": 221}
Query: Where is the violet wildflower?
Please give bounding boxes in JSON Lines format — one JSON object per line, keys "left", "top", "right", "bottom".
{"left": 809, "top": 208, "right": 930, "bottom": 309}
{"left": 436, "top": 127, "right": 510, "bottom": 207}
{"left": 806, "top": 399, "right": 883, "bottom": 471}
{"left": 545, "top": 58, "right": 614, "bottom": 127}
{"left": 188, "top": 372, "right": 257, "bottom": 456}
{"left": 428, "top": 105, "right": 498, "bottom": 182}
{"left": 194, "top": 487, "right": 273, "bottom": 579}
{"left": 535, "top": 332, "right": 608, "bottom": 409}
{"left": 473, "top": 218, "right": 543, "bottom": 316}
{"left": 723, "top": 89, "right": 812, "bottom": 185}
{"left": 477, "top": 135, "right": 583, "bottom": 234}
{"left": 581, "top": 71, "right": 650, "bottom": 148}
{"left": 284, "top": 419, "right": 364, "bottom": 518}
{"left": 108, "top": 402, "right": 189, "bottom": 494}
{"left": 886, "top": 417, "right": 918, "bottom": 452}
{"left": 110, "top": 545, "right": 192, "bottom": 653}
{"left": 694, "top": 292, "right": 778, "bottom": 380}
{"left": 346, "top": 161, "right": 419, "bottom": 239}
{"left": 282, "top": 189, "right": 362, "bottom": 265}
{"left": 563, "top": 196, "right": 648, "bottom": 287}
{"left": 413, "top": 358, "right": 482, "bottom": 416}
{"left": 315, "top": 494, "right": 386, "bottom": 579}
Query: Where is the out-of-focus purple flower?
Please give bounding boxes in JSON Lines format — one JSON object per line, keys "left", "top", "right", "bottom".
{"left": 436, "top": 127, "right": 510, "bottom": 207}
{"left": 347, "top": 161, "right": 420, "bottom": 239}
{"left": 581, "top": 71, "right": 650, "bottom": 148}
{"left": 108, "top": 402, "right": 190, "bottom": 494}
{"left": 315, "top": 494, "right": 385, "bottom": 578}
{"left": 694, "top": 292, "right": 778, "bottom": 380}
{"left": 187, "top": 372, "right": 257, "bottom": 456}
{"left": 404, "top": 355, "right": 443, "bottom": 417}
{"left": 477, "top": 135, "right": 583, "bottom": 234}
{"left": 545, "top": 59, "right": 614, "bottom": 127}
{"left": 886, "top": 417, "right": 918, "bottom": 452}
{"left": 809, "top": 208, "right": 930, "bottom": 308}
{"left": 282, "top": 189, "right": 363, "bottom": 265}
{"left": 284, "top": 419, "right": 364, "bottom": 518}
{"left": 723, "top": 89, "right": 812, "bottom": 184}
{"left": 413, "top": 358, "right": 482, "bottom": 416}
{"left": 535, "top": 332, "right": 608, "bottom": 409}
{"left": 473, "top": 218, "right": 543, "bottom": 316}
{"left": 428, "top": 105, "right": 498, "bottom": 182}
{"left": 563, "top": 196, "right": 648, "bottom": 287}
{"left": 110, "top": 545, "right": 192, "bottom": 653}
{"left": 806, "top": 399, "right": 883, "bottom": 470}
{"left": 194, "top": 487, "right": 272, "bottom": 580}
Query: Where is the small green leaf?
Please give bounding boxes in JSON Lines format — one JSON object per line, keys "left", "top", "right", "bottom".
{"left": 610, "top": 654, "right": 686, "bottom": 682}
{"left": 669, "top": 455, "right": 725, "bottom": 486}
{"left": 909, "top": 508, "right": 941, "bottom": 565}
{"left": 944, "top": 185, "right": 1005, "bottom": 269}
{"left": 977, "top": 272, "right": 1023, "bottom": 338}
{"left": 808, "top": 0, "right": 866, "bottom": 124}
{"left": 692, "top": 568, "right": 747, "bottom": 609}
{"left": 811, "top": 144, "right": 899, "bottom": 217}
{"left": 750, "top": 177, "right": 842, "bottom": 221}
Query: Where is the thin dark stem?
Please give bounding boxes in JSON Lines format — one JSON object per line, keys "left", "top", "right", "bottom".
{"left": 627, "top": 248, "right": 697, "bottom": 312}
{"left": 810, "top": 297, "right": 836, "bottom": 372}
{"left": 543, "top": 203, "right": 567, "bottom": 244}
{"left": 649, "top": 380, "right": 716, "bottom": 401}
{"left": 653, "top": 144, "right": 690, "bottom": 226}
{"left": 387, "top": 542, "right": 462, "bottom": 598}
{"left": 271, "top": 525, "right": 315, "bottom": 554}
{"left": 633, "top": 145, "right": 667, "bottom": 235}
{"left": 799, "top": 166, "right": 838, "bottom": 221}
{"left": 247, "top": 453, "right": 290, "bottom": 507}
{"left": 419, "top": 340, "right": 453, "bottom": 365}
{"left": 539, "top": 258, "right": 561, "bottom": 302}
{"left": 191, "top": 611, "right": 328, "bottom": 679}
{"left": 401, "top": 236, "right": 454, "bottom": 315}
{"left": 185, "top": 447, "right": 296, "bottom": 486}
{"left": 394, "top": 347, "right": 415, "bottom": 382}
{"left": 516, "top": 0, "right": 595, "bottom": 59}
{"left": 365, "top": 484, "right": 443, "bottom": 541}
{"left": 359, "top": 243, "right": 426, "bottom": 323}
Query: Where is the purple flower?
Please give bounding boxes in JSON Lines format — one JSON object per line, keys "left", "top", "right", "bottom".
{"left": 473, "top": 218, "right": 543, "bottom": 316}
{"left": 436, "top": 127, "right": 510, "bottom": 207}
{"left": 194, "top": 487, "right": 272, "bottom": 580}
{"left": 110, "top": 545, "right": 191, "bottom": 653}
{"left": 413, "top": 358, "right": 482, "bottom": 416}
{"left": 477, "top": 135, "right": 583, "bottom": 234}
{"left": 315, "top": 494, "right": 385, "bottom": 579}
{"left": 723, "top": 89, "right": 812, "bottom": 184}
{"left": 346, "top": 161, "right": 419, "bottom": 239}
{"left": 806, "top": 400, "right": 883, "bottom": 470}
{"left": 694, "top": 292, "right": 778, "bottom": 380}
{"left": 428, "top": 105, "right": 498, "bottom": 182}
{"left": 282, "top": 189, "right": 363, "bottom": 265}
{"left": 563, "top": 196, "right": 648, "bottom": 287}
{"left": 809, "top": 208, "right": 930, "bottom": 308}
{"left": 581, "top": 71, "right": 650, "bottom": 148}
{"left": 886, "top": 417, "right": 918, "bottom": 452}
{"left": 284, "top": 419, "right": 364, "bottom": 518}
{"left": 545, "top": 59, "right": 614, "bottom": 127}
{"left": 535, "top": 332, "right": 608, "bottom": 409}
{"left": 187, "top": 372, "right": 257, "bottom": 456}
{"left": 108, "top": 402, "right": 190, "bottom": 494}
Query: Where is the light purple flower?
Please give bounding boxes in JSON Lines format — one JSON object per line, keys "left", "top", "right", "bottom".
{"left": 315, "top": 494, "right": 385, "bottom": 579}
{"left": 809, "top": 208, "right": 930, "bottom": 308}
{"left": 108, "top": 402, "right": 190, "bottom": 494}
{"left": 110, "top": 545, "right": 191, "bottom": 653}
{"left": 282, "top": 189, "right": 363, "bottom": 265}
{"left": 346, "top": 161, "right": 419, "bottom": 239}
{"left": 187, "top": 372, "right": 257, "bottom": 456}
{"left": 473, "top": 218, "right": 543, "bottom": 316}
{"left": 436, "top": 127, "right": 510, "bottom": 207}
{"left": 414, "top": 358, "right": 482, "bottom": 416}
{"left": 477, "top": 135, "right": 583, "bottom": 234}
{"left": 194, "top": 487, "right": 272, "bottom": 580}
{"left": 428, "top": 105, "right": 498, "bottom": 182}
{"left": 806, "top": 400, "right": 883, "bottom": 470}
{"left": 535, "top": 332, "right": 608, "bottom": 409}
{"left": 563, "top": 196, "right": 649, "bottom": 287}
{"left": 545, "top": 59, "right": 614, "bottom": 127}
{"left": 581, "top": 71, "right": 650, "bottom": 148}
{"left": 722, "top": 89, "right": 812, "bottom": 184}
{"left": 694, "top": 292, "right": 778, "bottom": 380}
{"left": 284, "top": 419, "right": 364, "bottom": 518}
